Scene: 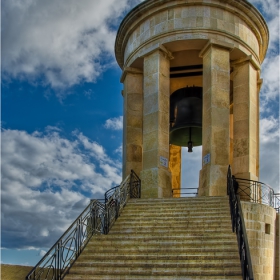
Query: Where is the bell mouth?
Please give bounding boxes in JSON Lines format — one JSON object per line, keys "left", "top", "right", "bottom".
{"left": 169, "top": 126, "right": 202, "bottom": 147}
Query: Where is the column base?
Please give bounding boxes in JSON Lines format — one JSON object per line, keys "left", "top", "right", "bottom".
{"left": 140, "top": 168, "right": 172, "bottom": 199}
{"left": 198, "top": 165, "right": 228, "bottom": 196}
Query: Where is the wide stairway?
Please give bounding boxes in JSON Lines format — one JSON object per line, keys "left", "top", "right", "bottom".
{"left": 65, "top": 196, "right": 242, "bottom": 280}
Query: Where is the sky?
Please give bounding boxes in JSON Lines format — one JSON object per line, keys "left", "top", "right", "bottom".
{"left": 1, "top": 0, "right": 279, "bottom": 267}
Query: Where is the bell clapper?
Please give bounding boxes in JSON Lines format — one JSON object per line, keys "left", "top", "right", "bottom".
{"left": 188, "top": 127, "right": 193, "bottom": 153}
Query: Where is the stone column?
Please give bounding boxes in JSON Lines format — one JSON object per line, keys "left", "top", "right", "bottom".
{"left": 198, "top": 42, "right": 231, "bottom": 196}
{"left": 169, "top": 144, "right": 181, "bottom": 197}
{"left": 141, "top": 48, "right": 172, "bottom": 198}
{"left": 121, "top": 67, "right": 143, "bottom": 179}
{"left": 232, "top": 57, "right": 259, "bottom": 181}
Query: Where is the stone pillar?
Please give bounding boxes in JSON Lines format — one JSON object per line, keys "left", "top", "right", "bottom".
{"left": 121, "top": 67, "right": 143, "bottom": 179}
{"left": 141, "top": 48, "right": 172, "bottom": 198}
{"left": 198, "top": 42, "right": 231, "bottom": 196}
{"left": 169, "top": 144, "right": 181, "bottom": 197}
{"left": 232, "top": 57, "right": 259, "bottom": 181}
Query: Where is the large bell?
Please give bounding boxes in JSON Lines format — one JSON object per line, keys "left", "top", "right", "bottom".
{"left": 170, "top": 86, "right": 202, "bottom": 150}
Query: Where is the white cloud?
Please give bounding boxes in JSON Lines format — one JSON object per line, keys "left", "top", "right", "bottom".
{"left": 104, "top": 116, "right": 123, "bottom": 130}
{"left": 260, "top": 54, "right": 279, "bottom": 103}
{"left": 247, "top": 0, "right": 279, "bottom": 190}
{"left": 1, "top": 128, "right": 122, "bottom": 249}
{"left": 1, "top": 0, "right": 141, "bottom": 90}
{"left": 39, "top": 250, "right": 47, "bottom": 257}
{"left": 259, "top": 116, "right": 279, "bottom": 191}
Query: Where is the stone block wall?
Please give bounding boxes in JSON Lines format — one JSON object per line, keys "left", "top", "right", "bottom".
{"left": 241, "top": 201, "right": 276, "bottom": 280}
{"left": 275, "top": 213, "right": 279, "bottom": 280}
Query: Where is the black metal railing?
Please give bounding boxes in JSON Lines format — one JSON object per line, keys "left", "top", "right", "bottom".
{"left": 26, "top": 170, "right": 141, "bottom": 280}
{"left": 172, "top": 187, "right": 198, "bottom": 197}
{"left": 274, "top": 193, "right": 280, "bottom": 213}
{"left": 233, "top": 177, "right": 280, "bottom": 212}
{"left": 227, "top": 166, "right": 254, "bottom": 280}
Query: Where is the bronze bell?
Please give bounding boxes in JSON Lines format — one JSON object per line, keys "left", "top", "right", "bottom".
{"left": 170, "top": 86, "right": 202, "bottom": 151}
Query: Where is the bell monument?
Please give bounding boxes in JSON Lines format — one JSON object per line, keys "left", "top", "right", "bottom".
{"left": 115, "top": 0, "right": 268, "bottom": 198}
{"left": 115, "top": 1, "right": 277, "bottom": 280}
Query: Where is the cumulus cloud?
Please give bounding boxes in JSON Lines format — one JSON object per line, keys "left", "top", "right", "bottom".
{"left": 247, "top": 0, "right": 279, "bottom": 190}
{"left": 259, "top": 116, "right": 279, "bottom": 190}
{"left": 1, "top": 128, "right": 122, "bottom": 249}
{"left": 39, "top": 250, "right": 47, "bottom": 257}
{"left": 1, "top": 0, "right": 142, "bottom": 89}
{"left": 104, "top": 116, "right": 123, "bottom": 130}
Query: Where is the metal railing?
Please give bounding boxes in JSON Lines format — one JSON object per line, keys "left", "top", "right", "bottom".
{"left": 172, "top": 187, "right": 198, "bottom": 197}
{"left": 274, "top": 194, "right": 280, "bottom": 213}
{"left": 26, "top": 170, "right": 141, "bottom": 280}
{"left": 227, "top": 166, "right": 254, "bottom": 280}
{"left": 233, "top": 177, "right": 280, "bottom": 212}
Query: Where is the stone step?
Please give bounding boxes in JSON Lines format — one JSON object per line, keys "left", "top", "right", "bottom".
{"left": 77, "top": 252, "right": 239, "bottom": 261}
{"left": 123, "top": 203, "right": 229, "bottom": 211}
{"left": 82, "top": 246, "right": 238, "bottom": 258}
{"left": 68, "top": 266, "right": 242, "bottom": 276}
{"left": 83, "top": 243, "right": 238, "bottom": 253}
{"left": 128, "top": 197, "right": 228, "bottom": 203}
{"left": 108, "top": 224, "right": 232, "bottom": 236}
{"left": 110, "top": 220, "right": 232, "bottom": 229}
{"left": 65, "top": 196, "right": 242, "bottom": 279}
{"left": 116, "top": 215, "right": 231, "bottom": 222}
{"left": 65, "top": 275, "right": 242, "bottom": 280}
{"left": 74, "top": 257, "right": 240, "bottom": 266}
{"left": 92, "top": 232, "right": 236, "bottom": 240}
{"left": 122, "top": 207, "right": 230, "bottom": 214}
{"left": 88, "top": 236, "right": 237, "bottom": 246}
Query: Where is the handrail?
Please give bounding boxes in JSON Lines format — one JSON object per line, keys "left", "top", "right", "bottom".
{"left": 227, "top": 166, "right": 254, "bottom": 280}
{"left": 26, "top": 170, "right": 141, "bottom": 280}
{"left": 172, "top": 188, "right": 198, "bottom": 197}
{"left": 234, "top": 177, "right": 279, "bottom": 212}
{"left": 274, "top": 194, "right": 280, "bottom": 213}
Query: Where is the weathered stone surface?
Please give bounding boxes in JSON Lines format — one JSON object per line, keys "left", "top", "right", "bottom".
{"left": 141, "top": 49, "right": 171, "bottom": 198}
{"left": 123, "top": 70, "right": 143, "bottom": 178}
{"left": 199, "top": 44, "right": 230, "bottom": 196}
{"left": 169, "top": 144, "right": 181, "bottom": 196}
{"left": 232, "top": 60, "right": 259, "bottom": 181}
{"left": 241, "top": 202, "right": 277, "bottom": 280}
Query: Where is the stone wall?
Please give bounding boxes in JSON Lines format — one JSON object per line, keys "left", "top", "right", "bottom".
{"left": 275, "top": 213, "right": 279, "bottom": 280}
{"left": 124, "top": 5, "right": 260, "bottom": 65}
{"left": 241, "top": 202, "right": 276, "bottom": 280}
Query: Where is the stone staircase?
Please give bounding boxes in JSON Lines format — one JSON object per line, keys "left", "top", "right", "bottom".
{"left": 65, "top": 196, "right": 242, "bottom": 280}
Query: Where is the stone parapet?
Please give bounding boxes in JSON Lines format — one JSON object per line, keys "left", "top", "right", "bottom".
{"left": 241, "top": 201, "right": 276, "bottom": 280}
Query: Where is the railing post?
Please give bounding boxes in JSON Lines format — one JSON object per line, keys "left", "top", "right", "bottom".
{"left": 227, "top": 165, "right": 254, "bottom": 280}
{"left": 56, "top": 241, "right": 61, "bottom": 280}
{"left": 130, "top": 170, "right": 133, "bottom": 198}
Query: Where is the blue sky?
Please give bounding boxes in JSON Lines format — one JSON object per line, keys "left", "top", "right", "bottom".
{"left": 1, "top": 0, "right": 279, "bottom": 267}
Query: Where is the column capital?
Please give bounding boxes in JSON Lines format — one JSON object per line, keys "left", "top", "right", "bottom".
{"left": 199, "top": 39, "right": 234, "bottom": 58}
{"left": 120, "top": 67, "right": 143, "bottom": 83}
{"left": 231, "top": 55, "right": 261, "bottom": 70}
{"left": 142, "top": 45, "right": 174, "bottom": 61}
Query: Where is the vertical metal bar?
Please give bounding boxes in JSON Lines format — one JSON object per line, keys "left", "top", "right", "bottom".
{"left": 130, "top": 170, "right": 133, "bottom": 198}
{"left": 57, "top": 242, "right": 60, "bottom": 280}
